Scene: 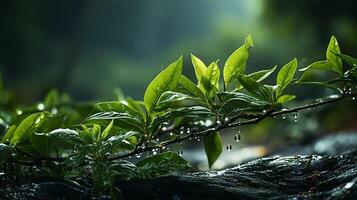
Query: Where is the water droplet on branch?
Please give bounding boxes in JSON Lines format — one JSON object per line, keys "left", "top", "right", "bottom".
{"left": 226, "top": 144, "right": 232, "bottom": 151}
{"left": 234, "top": 134, "right": 241, "bottom": 142}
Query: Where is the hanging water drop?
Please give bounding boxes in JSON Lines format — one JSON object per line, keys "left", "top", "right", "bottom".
{"left": 169, "top": 132, "right": 173, "bottom": 136}
{"left": 224, "top": 117, "right": 229, "bottom": 123}
{"left": 353, "top": 97, "right": 356, "bottom": 100}
{"left": 178, "top": 150, "right": 183, "bottom": 156}
{"left": 16, "top": 109, "right": 23, "bottom": 115}
{"left": 135, "top": 153, "right": 141, "bottom": 158}
{"left": 234, "top": 134, "right": 241, "bottom": 142}
{"left": 187, "top": 128, "right": 191, "bottom": 134}
{"left": 282, "top": 114, "right": 286, "bottom": 120}
{"left": 141, "top": 144, "right": 146, "bottom": 149}
{"left": 293, "top": 112, "right": 298, "bottom": 123}
{"left": 37, "top": 103, "right": 45, "bottom": 111}
{"left": 226, "top": 144, "right": 232, "bottom": 151}
{"left": 152, "top": 149, "right": 157, "bottom": 155}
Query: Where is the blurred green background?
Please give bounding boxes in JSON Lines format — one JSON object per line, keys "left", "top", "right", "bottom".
{"left": 1, "top": 0, "right": 357, "bottom": 168}
{"left": 1, "top": 0, "right": 356, "bottom": 101}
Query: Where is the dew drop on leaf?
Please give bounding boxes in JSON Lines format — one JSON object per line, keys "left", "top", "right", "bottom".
{"left": 178, "top": 150, "right": 183, "bottom": 156}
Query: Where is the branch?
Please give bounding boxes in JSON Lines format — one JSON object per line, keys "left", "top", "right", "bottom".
{"left": 109, "top": 92, "right": 356, "bottom": 161}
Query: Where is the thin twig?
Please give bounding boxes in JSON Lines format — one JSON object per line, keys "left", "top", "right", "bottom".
{"left": 109, "top": 92, "right": 355, "bottom": 161}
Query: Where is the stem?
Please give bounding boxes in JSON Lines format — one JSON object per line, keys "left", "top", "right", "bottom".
{"left": 109, "top": 92, "right": 356, "bottom": 161}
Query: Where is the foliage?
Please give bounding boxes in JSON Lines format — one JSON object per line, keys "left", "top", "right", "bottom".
{"left": 0, "top": 35, "right": 356, "bottom": 199}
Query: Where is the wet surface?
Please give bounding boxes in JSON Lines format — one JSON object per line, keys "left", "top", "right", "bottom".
{"left": 1, "top": 133, "right": 357, "bottom": 199}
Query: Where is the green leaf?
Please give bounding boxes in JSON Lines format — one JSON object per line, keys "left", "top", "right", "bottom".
{"left": 203, "top": 132, "right": 222, "bottom": 168}
{"left": 276, "top": 58, "right": 298, "bottom": 97}
{"left": 109, "top": 160, "right": 151, "bottom": 179}
{"left": 298, "top": 36, "right": 343, "bottom": 82}
{"left": 101, "top": 120, "right": 113, "bottom": 140}
{"left": 277, "top": 95, "right": 296, "bottom": 105}
{"left": 144, "top": 56, "right": 183, "bottom": 114}
{"left": 175, "top": 75, "right": 206, "bottom": 100}
{"left": 218, "top": 92, "right": 270, "bottom": 115}
{"left": 224, "top": 35, "right": 254, "bottom": 87}
{"left": 238, "top": 75, "right": 274, "bottom": 103}
{"left": 155, "top": 91, "right": 205, "bottom": 111}
{"left": 326, "top": 35, "right": 342, "bottom": 75}
{"left": 150, "top": 106, "right": 212, "bottom": 133}
{"left": 44, "top": 89, "right": 60, "bottom": 107}
{"left": 93, "top": 101, "right": 143, "bottom": 121}
{"left": 201, "top": 61, "right": 220, "bottom": 97}
{"left": 191, "top": 54, "right": 207, "bottom": 83}
{"left": 249, "top": 65, "right": 277, "bottom": 82}
{"left": 137, "top": 151, "right": 191, "bottom": 177}
{"left": 1, "top": 125, "right": 17, "bottom": 143}
{"left": 10, "top": 112, "right": 46, "bottom": 145}
{"left": 84, "top": 112, "right": 144, "bottom": 132}
{"left": 237, "top": 65, "right": 277, "bottom": 90}
{"left": 102, "top": 131, "right": 139, "bottom": 152}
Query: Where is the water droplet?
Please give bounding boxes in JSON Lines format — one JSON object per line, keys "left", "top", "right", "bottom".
{"left": 234, "top": 134, "right": 241, "bottom": 142}
{"left": 152, "top": 149, "right": 157, "bottom": 155}
{"left": 135, "top": 153, "right": 141, "bottom": 158}
{"left": 282, "top": 114, "right": 286, "bottom": 120}
{"left": 169, "top": 132, "right": 173, "bottom": 136}
{"left": 156, "top": 138, "right": 160, "bottom": 142}
{"left": 293, "top": 113, "right": 298, "bottom": 123}
{"left": 353, "top": 97, "right": 356, "bottom": 100}
{"left": 178, "top": 150, "right": 183, "bottom": 156}
{"left": 226, "top": 144, "right": 232, "bottom": 151}
{"left": 51, "top": 108, "right": 58, "bottom": 115}
{"left": 141, "top": 144, "right": 146, "bottom": 149}
{"left": 216, "top": 119, "right": 221, "bottom": 125}
{"left": 263, "top": 109, "right": 267, "bottom": 113}
{"left": 344, "top": 182, "right": 354, "bottom": 189}
{"left": 186, "top": 128, "right": 191, "bottom": 134}
{"left": 224, "top": 117, "right": 229, "bottom": 122}
{"left": 37, "top": 103, "right": 45, "bottom": 111}
{"left": 16, "top": 109, "right": 23, "bottom": 115}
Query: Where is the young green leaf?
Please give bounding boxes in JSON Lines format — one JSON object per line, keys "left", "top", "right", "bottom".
{"left": 298, "top": 36, "right": 343, "bottom": 83}
{"left": 191, "top": 54, "right": 207, "bottom": 83}
{"left": 326, "top": 35, "right": 342, "bottom": 75}
{"left": 276, "top": 58, "right": 298, "bottom": 97}
{"left": 136, "top": 151, "right": 191, "bottom": 177}
{"left": 1, "top": 125, "right": 17, "bottom": 143}
{"left": 155, "top": 91, "right": 205, "bottom": 111}
{"left": 224, "top": 35, "right": 254, "bottom": 87}
{"left": 203, "top": 132, "right": 222, "bottom": 168}
{"left": 238, "top": 75, "right": 274, "bottom": 103}
{"left": 249, "top": 65, "right": 277, "bottom": 83}
{"left": 175, "top": 75, "right": 206, "bottom": 100}
{"left": 237, "top": 65, "right": 277, "bottom": 90}
{"left": 201, "top": 61, "right": 220, "bottom": 98}
{"left": 144, "top": 56, "right": 183, "bottom": 114}
{"left": 10, "top": 112, "right": 46, "bottom": 145}
{"left": 277, "top": 95, "right": 296, "bottom": 105}
{"left": 101, "top": 120, "right": 114, "bottom": 140}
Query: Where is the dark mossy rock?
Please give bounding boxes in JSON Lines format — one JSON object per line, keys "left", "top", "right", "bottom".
{"left": 117, "top": 150, "right": 357, "bottom": 200}
{"left": 2, "top": 134, "right": 357, "bottom": 200}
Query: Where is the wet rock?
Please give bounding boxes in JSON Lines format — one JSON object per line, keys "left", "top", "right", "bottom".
{"left": 271, "top": 132, "right": 357, "bottom": 156}
{"left": 117, "top": 150, "right": 357, "bottom": 200}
